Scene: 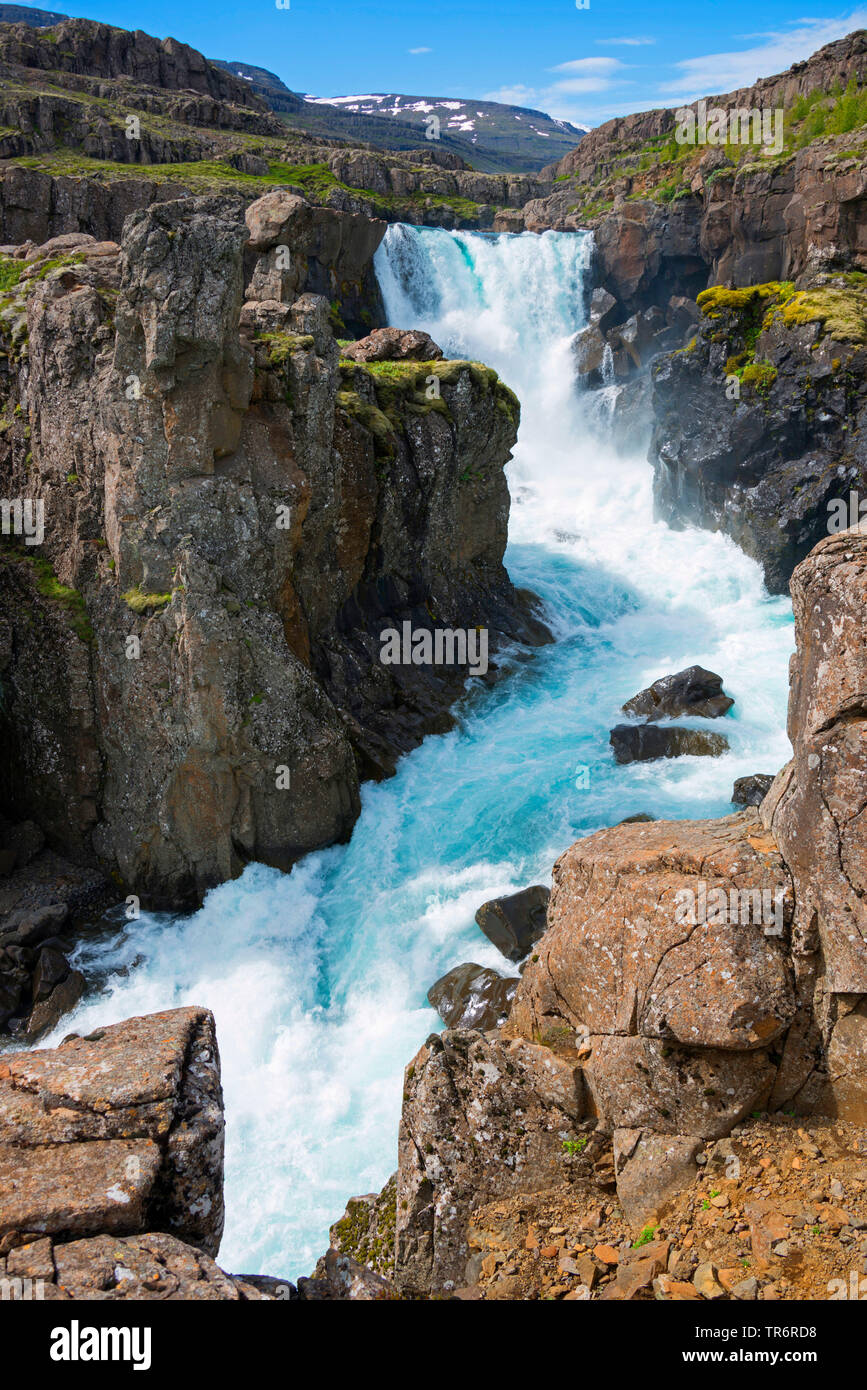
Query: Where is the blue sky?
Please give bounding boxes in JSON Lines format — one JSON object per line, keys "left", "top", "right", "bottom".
{"left": 20, "top": 0, "right": 867, "bottom": 126}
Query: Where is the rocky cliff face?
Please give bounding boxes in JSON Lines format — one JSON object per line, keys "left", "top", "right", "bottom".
{"left": 762, "top": 526, "right": 867, "bottom": 1121}
{"left": 520, "top": 32, "right": 867, "bottom": 315}
{"left": 322, "top": 524, "right": 867, "bottom": 1297}
{"left": 0, "top": 18, "right": 286, "bottom": 166}
{"left": 0, "top": 194, "right": 545, "bottom": 908}
{"left": 650, "top": 276, "right": 867, "bottom": 593}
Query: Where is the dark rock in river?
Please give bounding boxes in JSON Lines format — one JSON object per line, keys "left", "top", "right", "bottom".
{"left": 474, "top": 885, "right": 550, "bottom": 962}
{"left": 610, "top": 724, "right": 729, "bottom": 763}
{"left": 427, "top": 962, "right": 517, "bottom": 1030}
{"left": 622, "top": 665, "right": 734, "bottom": 721}
{"left": 732, "top": 773, "right": 775, "bottom": 807}
{"left": 0, "top": 899, "right": 85, "bottom": 1038}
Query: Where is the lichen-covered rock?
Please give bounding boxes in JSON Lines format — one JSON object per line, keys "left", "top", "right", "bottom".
{"left": 0, "top": 1230, "right": 275, "bottom": 1300}
{"left": 0, "top": 1007, "right": 225, "bottom": 1254}
{"left": 394, "top": 1029, "right": 584, "bottom": 1293}
{"left": 763, "top": 525, "right": 867, "bottom": 1119}
{"left": 506, "top": 812, "right": 794, "bottom": 1136}
{"left": 613, "top": 1129, "right": 701, "bottom": 1227}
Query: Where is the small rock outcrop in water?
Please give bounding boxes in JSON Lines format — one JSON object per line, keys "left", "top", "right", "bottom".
{"left": 474, "top": 885, "right": 550, "bottom": 962}
{"left": 732, "top": 774, "right": 774, "bottom": 807}
{"left": 427, "top": 963, "right": 516, "bottom": 1030}
{"left": 622, "top": 666, "right": 733, "bottom": 721}
{"left": 609, "top": 724, "right": 729, "bottom": 763}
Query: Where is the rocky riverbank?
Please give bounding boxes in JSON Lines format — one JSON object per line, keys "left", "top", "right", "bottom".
{"left": 310, "top": 523, "right": 867, "bottom": 1299}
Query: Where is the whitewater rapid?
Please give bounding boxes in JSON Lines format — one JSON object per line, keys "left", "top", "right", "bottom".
{"left": 47, "top": 225, "right": 794, "bottom": 1280}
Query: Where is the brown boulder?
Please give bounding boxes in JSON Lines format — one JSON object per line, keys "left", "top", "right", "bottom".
{"left": 508, "top": 812, "right": 793, "bottom": 1053}
{"left": 394, "top": 1028, "right": 584, "bottom": 1294}
{"left": 0, "top": 1007, "right": 225, "bottom": 1254}
{"left": 340, "top": 326, "right": 444, "bottom": 362}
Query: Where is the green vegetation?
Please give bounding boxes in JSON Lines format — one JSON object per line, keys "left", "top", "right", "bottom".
{"left": 632, "top": 1224, "right": 657, "bottom": 1248}
{"left": 770, "top": 285, "right": 867, "bottom": 343}
{"left": 786, "top": 76, "right": 867, "bottom": 148}
{"left": 562, "top": 1137, "right": 588, "bottom": 1156}
{"left": 9, "top": 552, "right": 94, "bottom": 643}
{"left": 336, "top": 386, "right": 398, "bottom": 458}
{"left": 336, "top": 358, "right": 520, "bottom": 455}
{"left": 697, "top": 281, "right": 806, "bottom": 397}
{"left": 0, "top": 256, "right": 24, "bottom": 292}
{"left": 330, "top": 1175, "right": 397, "bottom": 1278}
{"left": 122, "top": 585, "right": 173, "bottom": 613}
{"left": 740, "top": 360, "right": 778, "bottom": 395}
{"left": 256, "top": 331, "right": 315, "bottom": 365}
{"left": 10, "top": 149, "right": 488, "bottom": 225}
{"left": 697, "top": 282, "right": 794, "bottom": 320}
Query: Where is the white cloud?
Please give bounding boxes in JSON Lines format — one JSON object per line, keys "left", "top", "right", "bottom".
{"left": 548, "top": 56, "right": 623, "bottom": 74}
{"left": 408, "top": 46, "right": 432, "bottom": 54}
{"left": 486, "top": 56, "right": 631, "bottom": 123}
{"left": 549, "top": 76, "right": 626, "bottom": 94}
{"left": 483, "top": 84, "right": 539, "bottom": 106}
{"left": 661, "top": 9, "right": 867, "bottom": 97}
{"left": 595, "top": 36, "right": 656, "bottom": 46}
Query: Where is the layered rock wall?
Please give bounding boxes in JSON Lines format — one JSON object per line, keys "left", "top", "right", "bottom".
{"left": 0, "top": 194, "right": 544, "bottom": 907}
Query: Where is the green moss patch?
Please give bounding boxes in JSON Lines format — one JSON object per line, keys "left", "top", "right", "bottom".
{"left": 770, "top": 286, "right": 867, "bottom": 344}
{"left": 10, "top": 551, "right": 94, "bottom": 643}
{"left": 122, "top": 585, "right": 173, "bottom": 613}
{"left": 740, "top": 360, "right": 778, "bottom": 395}
{"left": 0, "top": 255, "right": 24, "bottom": 292}
{"left": 697, "top": 282, "right": 795, "bottom": 319}
{"left": 256, "top": 331, "right": 315, "bottom": 365}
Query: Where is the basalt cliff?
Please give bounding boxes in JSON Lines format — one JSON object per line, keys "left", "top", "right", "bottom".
{"left": 0, "top": 193, "right": 547, "bottom": 917}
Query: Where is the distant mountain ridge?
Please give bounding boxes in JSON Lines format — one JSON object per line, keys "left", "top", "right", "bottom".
{"left": 0, "top": 4, "right": 584, "bottom": 172}
{"left": 295, "top": 91, "right": 587, "bottom": 172}
{"left": 0, "top": 3, "right": 69, "bottom": 22}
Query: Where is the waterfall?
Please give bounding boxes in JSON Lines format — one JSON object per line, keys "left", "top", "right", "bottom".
{"left": 39, "top": 225, "right": 794, "bottom": 1283}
